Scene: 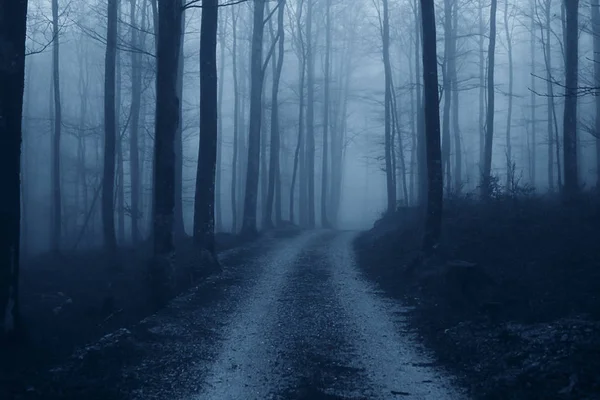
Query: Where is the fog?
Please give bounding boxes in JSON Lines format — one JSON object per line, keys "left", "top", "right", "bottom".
{"left": 20, "top": 0, "right": 599, "bottom": 254}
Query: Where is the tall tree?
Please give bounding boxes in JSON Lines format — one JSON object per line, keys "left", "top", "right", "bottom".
{"left": 305, "top": 0, "right": 316, "bottom": 227}
{"left": 193, "top": 0, "right": 220, "bottom": 263}
{"left": 482, "top": 0, "right": 497, "bottom": 197}
{"left": 265, "top": 0, "right": 286, "bottom": 229}
{"left": 241, "top": 0, "right": 266, "bottom": 236}
{"left": 0, "top": 0, "right": 28, "bottom": 338}
{"left": 562, "top": 0, "right": 579, "bottom": 198}
{"left": 504, "top": 0, "right": 514, "bottom": 189}
{"left": 103, "top": 0, "right": 118, "bottom": 255}
{"left": 129, "top": 0, "right": 143, "bottom": 245}
{"left": 382, "top": 0, "right": 397, "bottom": 214}
{"left": 231, "top": 6, "right": 239, "bottom": 232}
{"left": 51, "top": 0, "right": 62, "bottom": 252}
{"left": 152, "top": 0, "right": 183, "bottom": 301}
{"left": 529, "top": 0, "right": 537, "bottom": 186}
{"left": 174, "top": 0, "right": 187, "bottom": 238}
{"left": 593, "top": 0, "right": 600, "bottom": 188}
{"left": 321, "top": 0, "right": 332, "bottom": 227}
{"left": 420, "top": 0, "right": 443, "bottom": 252}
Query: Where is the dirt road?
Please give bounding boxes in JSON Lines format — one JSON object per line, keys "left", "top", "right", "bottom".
{"left": 18, "top": 231, "right": 465, "bottom": 400}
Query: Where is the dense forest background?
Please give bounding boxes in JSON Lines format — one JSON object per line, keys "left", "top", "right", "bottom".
{"left": 16, "top": 0, "right": 598, "bottom": 256}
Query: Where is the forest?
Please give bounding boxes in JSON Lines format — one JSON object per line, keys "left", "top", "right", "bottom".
{"left": 1, "top": 0, "right": 600, "bottom": 399}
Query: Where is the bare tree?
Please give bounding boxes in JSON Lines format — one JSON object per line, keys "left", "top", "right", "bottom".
{"left": 103, "top": 0, "right": 118, "bottom": 255}
{"left": 194, "top": 0, "right": 220, "bottom": 264}
{"left": 420, "top": 0, "right": 443, "bottom": 252}
{"left": 593, "top": 0, "right": 600, "bottom": 187}
{"left": 562, "top": 0, "right": 579, "bottom": 199}
{"left": 0, "top": 0, "right": 28, "bottom": 338}
{"left": 151, "top": 0, "right": 183, "bottom": 302}
{"left": 265, "top": 0, "right": 286, "bottom": 228}
{"left": 51, "top": 0, "right": 62, "bottom": 253}
{"left": 482, "top": 0, "right": 497, "bottom": 198}
{"left": 241, "top": 0, "right": 266, "bottom": 236}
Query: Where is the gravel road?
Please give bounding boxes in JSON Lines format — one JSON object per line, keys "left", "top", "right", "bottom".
{"left": 23, "top": 231, "right": 465, "bottom": 400}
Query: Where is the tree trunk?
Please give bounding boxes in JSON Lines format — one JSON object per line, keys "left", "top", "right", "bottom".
{"left": 130, "top": 0, "right": 142, "bottom": 246}
{"left": 174, "top": 1, "right": 186, "bottom": 238}
{"left": 504, "top": 0, "right": 514, "bottom": 190}
{"left": 265, "top": 0, "right": 285, "bottom": 228}
{"left": 305, "top": 0, "right": 316, "bottom": 228}
{"left": 241, "top": 0, "right": 266, "bottom": 237}
{"left": 193, "top": 0, "right": 219, "bottom": 260}
{"left": 216, "top": 13, "right": 226, "bottom": 232}
{"left": 116, "top": 16, "right": 125, "bottom": 244}
{"left": 482, "top": 0, "right": 497, "bottom": 198}
{"left": 593, "top": 0, "right": 600, "bottom": 188}
{"left": 382, "top": 0, "right": 397, "bottom": 214}
{"left": 321, "top": 0, "right": 331, "bottom": 227}
{"left": 478, "top": 0, "right": 485, "bottom": 175}
{"left": 290, "top": 56, "right": 306, "bottom": 225}
{"left": 420, "top": 0, "right": 443, "bottom": 253}
{"left": 51, "top": 0, "right": 62, "bottom": 253}
{"left": 0, "top": 0, "right": 27, "bottom": 338}
{"left": 530, "top": 0, "right": 537, "bottom": 186}
{"left": 451, "top": 4, "right": 461, "bottom": 192}
{"left": 543, "top": 0, "right": 555, "bottom": 191}
{"left": 562, "top": 0, "right": 579, "bottom": 199}
{"left": 442, "top": 0, "right": 452, "bottom": 194}
{"left": 103, "top": 0, "right": 118, "bottom": 255}
{"left": 231, "top": 7, "right": 239, "bottom": 232}
{"left": 152, "top": 0, "right": 182, "bottom": 303}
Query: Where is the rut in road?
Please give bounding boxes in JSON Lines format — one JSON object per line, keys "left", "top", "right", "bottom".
{"left": 195, "top": 230, "right": 463, "bottom": 400}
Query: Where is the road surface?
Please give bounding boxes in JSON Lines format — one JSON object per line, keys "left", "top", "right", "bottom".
{"left": 29, "top": 231, "right": 465, "bottom": 400}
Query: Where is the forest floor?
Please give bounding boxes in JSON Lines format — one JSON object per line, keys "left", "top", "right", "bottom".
{"left": 354, "top": 192, "right": 600, "bottom": 400}
{"left": 0, "top": 232, "right": 256, "bottom": 398}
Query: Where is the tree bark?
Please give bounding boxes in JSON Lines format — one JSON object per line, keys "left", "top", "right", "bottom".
{"left": 241, "top": 0, "right": 266, "bottom": 236}
{"left": 382, "top": 0, "right": 397, "bottom": 214}
{"left": 420, "top": 0, "right": 443, "bottom": 252}
{"left": 174, "top": 0, "right": 186, "bottom": 238}
{"left": 152, "top": 0, "right": 182, "bottom": 303}
{"left": 265, "top": 0, "right": 285, "bottom": 228}
{"left": 194, "top": 0, "right": 219, "bottom": 260}
{"left": 305, "top": 0, "right": 316, "bottom": 227}
{"left": 51, "top": 0, "right": 62, "bottom": 252}
{"left": 482, "top": 0, "right": 497, "bottom": 198}
{"left": 593, "top": 0, "right": 600, "bottom": 188}
{"left": 0, "top": 0, "right": 28, "bottom": 338}
{"left": 562, "top": 0, "right": 579, "bottom": 199}
{"left": 321, "top": 0, "right": 331, "bottom": 227}
{"left": 103, "top": 0, "right": 118, "bottom": 255}
{"left": 130, "top": 0, "right": 142, "bottom": 245}
{"left": 504, "top": 0, "right": 514, "bottom": 189}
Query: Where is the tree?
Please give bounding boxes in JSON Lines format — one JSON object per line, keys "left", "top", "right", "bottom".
{"left": 481, "top": 0, "right": 497, "bottom": 198}
{"left": 129, "top": 0, "right": 143, "bottom": 245}
{"left": 562, "top": 0, "right": 579, "bottom": 199}
{"left": 320, "top": 0, "right": 331, "bottom": 227}
{"left": 241, "top": 0, "right": 266, "bottom": 237}
{"left": 265, "top": 0, "right": 286, "bottom": 228}
{"left": 51, "top": 0, "right": 62, "bottom": 253}
{"left": 503, "top": 0, "right": 514, "bottom": 190}
{"left": 152, "top": 0, "right": 183, "bottom": 302}
{"left": 193, "top": 0, "right": 220, "bottom": 263}
{"left": 305, "top": 0, "right": 315, "bottom": 228}
{"left": 0, "top": 0, "right": 28, "bottom": 337}
{"left": 420, "top": 0, "right": 443, "bottom": 252}
{"left": 382, "top": 0, "right": 397, "bottom": 214}
{"left": 593, "top": 0, "right": 600, "bottom": 188}
{"left": 103, "top": 0, "right": 118, "bottom": 255}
